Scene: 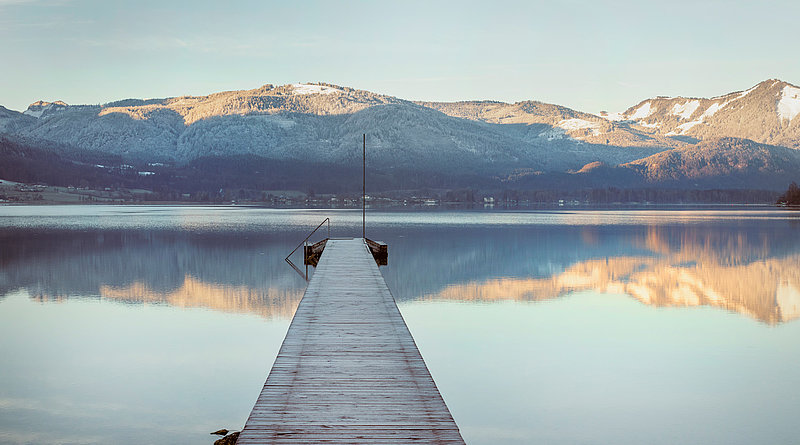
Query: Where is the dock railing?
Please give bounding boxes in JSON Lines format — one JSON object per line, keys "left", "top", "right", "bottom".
{"left": 285, "top": 218, "right": 330, "bottom": 280}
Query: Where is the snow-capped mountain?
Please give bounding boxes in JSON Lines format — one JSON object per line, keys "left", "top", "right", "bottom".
{"left": 3, "top": 83, "right": 659, "bottom": 173}
{"left": 23, "top": 100, "right": 69, "bottom": 119}
{"left": 601, "top": 79, "right": 800, "bottom": 149}
{"left": 2, "top": 80, "right": 800, "bottom": 192}
{"left": 418, "top": 100, "right": 685, "bottom": 149}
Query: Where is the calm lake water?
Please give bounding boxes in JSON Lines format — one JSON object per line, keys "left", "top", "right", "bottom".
{"left": 1, "top": 205, "right": 799, "bottom": 445}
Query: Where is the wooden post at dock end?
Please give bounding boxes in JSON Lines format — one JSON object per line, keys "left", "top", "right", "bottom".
{"left": 365, "top": 238, "right": 388, "bottom": 266}
{"left": 303, "top": 239, "right": 327, "bottom": 267}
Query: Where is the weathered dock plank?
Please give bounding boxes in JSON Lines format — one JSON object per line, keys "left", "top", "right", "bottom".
{"left": 238, "top": 238, "right": 464, "bottom": 444}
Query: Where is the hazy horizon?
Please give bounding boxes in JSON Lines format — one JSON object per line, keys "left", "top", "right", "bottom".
{"left": 2, "top": 77, "right": 798, "bottom": 116}
{"left": 1, "top": 0, "right": 797, "bottom": 113}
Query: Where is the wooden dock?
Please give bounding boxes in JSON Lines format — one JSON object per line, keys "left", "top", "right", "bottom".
{"left": 238, "top": 238, "right": 464, "bottom": 444}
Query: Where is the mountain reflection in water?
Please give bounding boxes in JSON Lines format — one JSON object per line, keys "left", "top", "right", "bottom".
{"left": 0, "top": 230, "right": 306, "bottom": 319}
{"left": 96, "top": 278, "right": 301, "bottom": 319}
{"left": 1, "top": 214, "right": 799, "bottom": 324}
{"left": 382, "top": 223, "right": 800, "bottom": 325}
{"left": 428, "top": 253, "right": 800, "bottom": 324}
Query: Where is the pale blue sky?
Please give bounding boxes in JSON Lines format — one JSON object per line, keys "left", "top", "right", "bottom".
{"left": 0, "top": 0, "right": 797, "bottom": 113}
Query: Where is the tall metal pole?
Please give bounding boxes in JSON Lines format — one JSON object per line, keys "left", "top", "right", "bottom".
{"left": 362, "top": 133, "right": 366, "bottom": 240}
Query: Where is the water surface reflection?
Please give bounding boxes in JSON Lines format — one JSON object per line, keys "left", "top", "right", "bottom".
{"left": 0, "top": 230, "right": 305, "bottom": 318}
{"left": 1, "top": 214, "right": 799, "bottom": 325}
{"left": 418, "top": 226, "right": 800, "bottom": 324}
{"left": 2, "top": 207, "right": 800, "bottom": 445}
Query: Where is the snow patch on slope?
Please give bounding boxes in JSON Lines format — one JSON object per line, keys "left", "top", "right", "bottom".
{"left": 737, "top": 84, "right": 759, "bottom": 100}
{"left": 557, "top": 118, "right": 601, "bottom": 135}
{"left": 676, "top": 120, "right": 703, "bottom": 133}
{"left": 665, "top": 119, "right": 704, "bottom": 136}
{"left": 777, "top": 85, "right": 800, "bottom": 121}
{"left": 702, "top": 102, "right": 724, "bottom": 118}
{"left": 629, "top": 102, "right": 653, "bottom": 120}
{"left": 291, "top": 84, "right": 342, "bottom": 95}
{"left": 671, "top": 100, "right": 700, "bottom": 120}
{"left": 23, "top": 108, "right": 45, "bottom": 118}
{"left": 23, "top": 104, "right": 57, "bottom": 118}
{"left": 599, "top": 111, "right": 625, "bottom": 121}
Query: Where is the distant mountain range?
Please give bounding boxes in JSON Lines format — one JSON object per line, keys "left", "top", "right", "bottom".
{"left": 1, "top": 79, "right": 799, "bottom": 195}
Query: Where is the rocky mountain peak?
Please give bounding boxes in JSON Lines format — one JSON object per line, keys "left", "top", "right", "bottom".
{"left": 24, "top": 100, "right": 69, "bottom": 118}
{"left": 29, "top": 100, "right": 68, "bottom": 107}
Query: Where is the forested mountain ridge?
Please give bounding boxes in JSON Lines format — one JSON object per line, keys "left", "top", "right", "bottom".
{"left": 1, "top": 80, "right": 799, "bottom": 194}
